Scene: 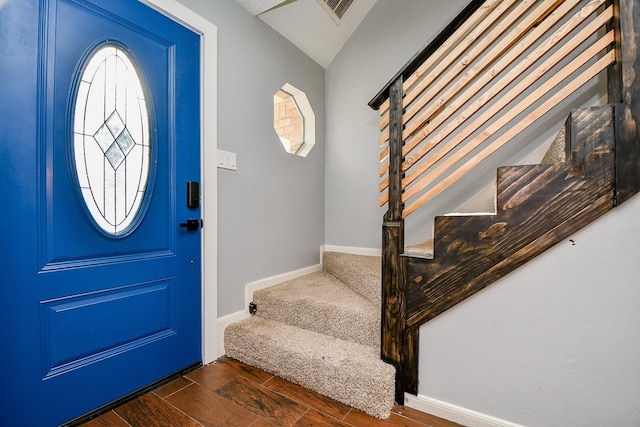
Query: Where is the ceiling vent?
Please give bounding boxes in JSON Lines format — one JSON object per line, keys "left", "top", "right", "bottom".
{"left": 316, "top": 0, "right": 355, "bottom": 24}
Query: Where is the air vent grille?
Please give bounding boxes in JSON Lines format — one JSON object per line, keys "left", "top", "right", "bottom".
{"left": 316, "top": 0, "right": 355, "bottom": 24}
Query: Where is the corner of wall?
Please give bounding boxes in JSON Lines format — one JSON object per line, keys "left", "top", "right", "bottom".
{"left": 216, "top": 261, "right": 323, "bottom": 358}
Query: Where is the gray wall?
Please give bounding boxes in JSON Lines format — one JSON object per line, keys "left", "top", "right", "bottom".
{"left": 177, "top": 0, "right": 325, "bottom": 317}
{"left": 420, "top": 194, "right": 640, "bottom": 426}
{"left": 325, "top": 1, "right": 638, "bottom": 426}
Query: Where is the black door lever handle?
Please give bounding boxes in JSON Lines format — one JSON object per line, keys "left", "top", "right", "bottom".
{"left": 179, "top": 219, "right": 202, "bottom": 231}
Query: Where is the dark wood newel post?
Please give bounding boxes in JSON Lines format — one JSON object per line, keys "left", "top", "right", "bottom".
{"left": 382, "top": 77, "right": 418, "bottom": 403}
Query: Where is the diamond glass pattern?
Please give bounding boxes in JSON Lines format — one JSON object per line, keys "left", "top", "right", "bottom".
{"left": 94, "top": 123, "right": 115, "bottom": 152}
{"left": 105, "top": 143, "right": 126, "bottom": 169}
{"left": 106, "top": 111, "right": 125, "bottom": 137}
{"left": 116, "top": 129, "right": 135, "bottom": 155}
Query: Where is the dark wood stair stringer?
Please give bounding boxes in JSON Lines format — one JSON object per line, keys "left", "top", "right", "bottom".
{"left": 391, "top": 105, "right": 616, "bottom": 394}
{"left": 405, "top": 105, "right": 615, "bottom": 328}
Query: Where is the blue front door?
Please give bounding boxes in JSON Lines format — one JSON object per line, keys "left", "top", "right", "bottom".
{"left": 0, "top": 0, "right": 201, "bottom": 424}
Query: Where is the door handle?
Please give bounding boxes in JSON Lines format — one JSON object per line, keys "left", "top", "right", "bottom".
{"left": 179, "top": 219, "right": 202, "bottom": 231}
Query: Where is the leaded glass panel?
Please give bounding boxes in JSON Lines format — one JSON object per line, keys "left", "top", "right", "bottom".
{"left": 73, "top": 45, "right": 151, "bottom": 236}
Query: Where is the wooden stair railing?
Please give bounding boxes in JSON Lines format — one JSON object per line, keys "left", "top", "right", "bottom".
{"left": 369, "top": 0, "right": 640, "bottom": 403}
{"left": 378, "top": 0, "right": 616, "bottom": 212}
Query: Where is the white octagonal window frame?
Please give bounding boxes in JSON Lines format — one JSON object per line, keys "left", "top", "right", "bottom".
{"left": 273, "top": 83, "right": 315, "bottom": 157}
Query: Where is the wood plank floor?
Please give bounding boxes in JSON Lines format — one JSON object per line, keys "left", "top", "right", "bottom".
{"left": 81, "top": 356, "right": 462, "bottom": 427}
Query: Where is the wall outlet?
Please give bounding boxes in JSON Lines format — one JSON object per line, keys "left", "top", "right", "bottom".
{"left": 217, "top": 149, "right": 237, "bottom": 171}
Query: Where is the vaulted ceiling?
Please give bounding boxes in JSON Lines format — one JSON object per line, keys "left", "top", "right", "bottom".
{"left": 234, "top": 0, "right": 377, "bottom": 68}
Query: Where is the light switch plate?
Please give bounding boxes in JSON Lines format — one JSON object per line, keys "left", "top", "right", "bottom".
{"left": 217, "top": 149, "right": 237, "bottom": 171}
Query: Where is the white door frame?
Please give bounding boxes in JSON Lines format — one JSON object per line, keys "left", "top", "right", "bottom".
{"left": 140, "top": 0, "right": 218, "bottom": 364}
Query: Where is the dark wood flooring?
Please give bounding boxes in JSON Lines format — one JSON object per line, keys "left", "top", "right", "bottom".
{"left": 81, "top": 356, "right": 462, "bottom": 427}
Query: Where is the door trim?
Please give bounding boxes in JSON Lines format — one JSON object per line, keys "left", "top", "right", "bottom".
{"left": 141, "top": 0, "right": 218, "bottom": 364}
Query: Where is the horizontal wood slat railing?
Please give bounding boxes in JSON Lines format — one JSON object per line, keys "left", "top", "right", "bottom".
{"left": 404, "top": 36, "right": 615, "bottom": 216}
{"left": 375, "top": 0, "right": 615, "bottom": 215}
{"left": 369, "top": 0, "right": 631, "bottom": 405}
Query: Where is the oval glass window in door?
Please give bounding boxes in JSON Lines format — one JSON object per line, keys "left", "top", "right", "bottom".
{"left": 72, "top": 45, "right": 151, "bottom": 237}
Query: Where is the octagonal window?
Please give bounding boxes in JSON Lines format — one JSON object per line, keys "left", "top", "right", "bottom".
{"left": 273, "top": 83, "right": 315, "bottom": 157}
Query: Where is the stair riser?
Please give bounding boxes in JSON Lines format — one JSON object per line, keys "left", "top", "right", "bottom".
{"left": 253, "top": 304, "right": 380, "bottom": 348}
{"left": 224, "top": 318, "right": 395, "bottom": 419}
{"left": 252, "top": 270, "right": 381, "bottom": 348}
{"left": 323, "top": 252, "right": 382, "bottom": 306}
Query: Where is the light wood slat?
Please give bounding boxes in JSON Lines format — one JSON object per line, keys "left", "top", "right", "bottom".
{"left": 379, "top": 0, "right": 504, "bottom": 131}
{"left": 379, "top": 109, "right": 389, "bottom": 132}
{"left": 403, "top": 0, "right": 506, "bottom": 96}
{"left": 401, "top": 5, "right": 613, "bottom": 189}
{"left": 402, "top": 0, "right": 532, "bottom": 124}
{"left": 380, "top": 0, "right": 609, "bottom": 195}
{"left": 380, "top": 130, "right": 389, "bottom": 147}
{"left": 379, "top": 191, "right": 388, "bottom": 207}
{"left": 379, "top": 98, "right": 390, "bottom": 118}
{"left": 380, "top": 174, "right": 389, "bottom": 192}
{"left": 380, "top": 145, "right": 389, "bottom": 162}
{"left": 379, "top": 164, "right": 389, "bottom": 180}
{"left": 403, "top": 0, "right": 586, "bottom": 155}
{"left": 402, "top": 48, "right": 615, "bottom": 217}
{"left": 380, "top": 162, "right": 388, "bottom": 178}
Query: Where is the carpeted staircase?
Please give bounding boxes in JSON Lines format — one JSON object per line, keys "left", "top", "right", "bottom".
{"left": 224, "top": 252, "right": 396, "bottom": 419}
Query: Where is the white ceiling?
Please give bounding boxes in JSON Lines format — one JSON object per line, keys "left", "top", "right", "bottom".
{"left": 234, "top": 0, "right": 377, "bottom": 68}
{"left": 234, "top": 0, "right": 290, "bottom": 14}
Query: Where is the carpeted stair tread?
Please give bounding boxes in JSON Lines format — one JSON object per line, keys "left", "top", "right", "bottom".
{"left": 224, "top": 316, "right": 395, "bottom": 419}
{"left": 405, "top": 239, "right": 434, "bottom": 258}
{"left": 253, "top": 271, "right": 379, "bottom": 348}
{"left": 322, "top": 252, "right": 381, "bottom": 306}
{"left": 224, "top": 252, "right": 394, "bottom": 419}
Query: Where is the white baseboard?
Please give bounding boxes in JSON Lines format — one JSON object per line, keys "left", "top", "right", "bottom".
{"left": 244, "top": 263, "right": 322, "bottom": 309}
{"left": 216, "top": 245, "right": 379, "bottom": 358}
{"left": 404, "top": 393, "right": 525, "bottom": 427}
{"left": 216, "top": 263, "right": 323, "bottom": 358}
{"left": 321, "top": 245, "right": 381, "bottom": 257}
